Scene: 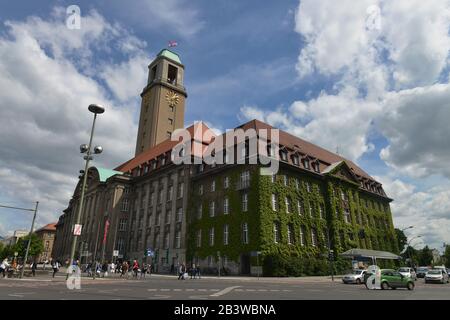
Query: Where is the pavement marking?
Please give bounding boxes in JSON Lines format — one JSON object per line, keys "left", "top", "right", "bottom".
{"left": 148, "top": 294, "right": 170, "bottom": 299}
{"left": 185, "top": 289, "right": 195, "bottom": 291}
{"left": 147, "top": 289, "right": 157, "bottom": 291}
{"left": 209, "top": 289, "right": 220, "bottom": 292}
{"left": 258, "top": 289, "right": 268, "bottom": 292}
{"left": 189, "top": 295, "right": 208, "bottom": 300}
{"left": 173, "top": 289, "right": 182, "bottom": 291}
{"left": 210, "top": 286, "right": 241, "bottom": 297}
{"left": 8, "top": 294, "right": 24, "bottom": 297}
{"left": 160, "top": 289, "right": 170, "bottom": 291}
{"left": 270, "top": 289, "right": 280, "bottom": 292}
{"left": 235, "top": 289, "right": 244, "bottom": 291}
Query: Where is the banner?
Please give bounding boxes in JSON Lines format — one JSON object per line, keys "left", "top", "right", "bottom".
{"left": 103, "top": 219, "right": 110, "bottom": 245}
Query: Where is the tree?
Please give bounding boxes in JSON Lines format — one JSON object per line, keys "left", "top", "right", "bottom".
{"left": 395, "top": 228, "right": 408, "bottom": 253}
{"left": 402, "top": 246, "right": 419, "bottom": 267}
{"left": 443, "top": 245, "right": 450, "bottom": 268}
{"left": 417, "top": 246, "right": 433, "bottom": 266}
{"left": 13, "top": 234, "right": 43, "bottom": 262}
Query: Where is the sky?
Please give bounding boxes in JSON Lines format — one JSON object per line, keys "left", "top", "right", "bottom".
{"left": 0, "top": 0, "right": 449, "bottom": 252}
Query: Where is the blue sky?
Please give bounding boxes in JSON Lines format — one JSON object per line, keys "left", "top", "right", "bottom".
{"left": 0, "top": 0, "right": 450, "bottom": 251}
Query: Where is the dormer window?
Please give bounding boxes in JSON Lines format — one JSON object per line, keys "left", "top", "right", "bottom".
{"left": 280, "top": 150, "right": 288, "bottom": 161}
{"left": 303, "top": 158, "right": 310, "bottom": 170}
{"left": 161, "top": 156, "right": 166, "bottom": 166}
{"left": 293, "top": 155, "right": 299, "bottom": 166}
{"left": 152, "top": 161, "right": 157, "bottom": 170}
{"left": 313, "top": 161, "right": 320, "bottom": 173}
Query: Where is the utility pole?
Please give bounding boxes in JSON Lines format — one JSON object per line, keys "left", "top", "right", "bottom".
{"left": 0, "top": 202, "right": 39, "bottom": 279}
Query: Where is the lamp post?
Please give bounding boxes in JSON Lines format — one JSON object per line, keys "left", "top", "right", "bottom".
{"left": 67, "top": 104, "right": 104, "bottom": 279}
{"left": 401, "top": 226, "right": 414, "bottom": 232}
{"left": 406, "top": 235, "right": 422, "bottom": 267}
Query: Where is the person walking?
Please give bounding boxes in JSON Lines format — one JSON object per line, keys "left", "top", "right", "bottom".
{"left": 132, "top": 260, "right": 139, "bottom": 279}
{"left": 31, "top": 260, "right": 37, "bottom": 277}
{"left": 178, "top": 263, "right": 186, "bottom": 280}
{"left": 121, "top": 261, "right": 128, "bottom": 278}
{"left": 190, "top": 263, "right": 196, "bottom": 279}
{"left": 196, "top": 264, "right": 201, "bottom": 279}
{"left": 0, "top": 258, "right": 9, "bottom": 278}
{"left": 52, "top": 260, "right": 60, "bottom": 278}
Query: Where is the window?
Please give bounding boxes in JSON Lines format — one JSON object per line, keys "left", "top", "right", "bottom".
{"left": 280, "top": 150, "right": 288, "bottom": 161}
{"left": 285, "top": 197, "right": 292, "bottom": 213}
{"left": 224, "top": 176, "right": 229, "bottom": 189}
{"left": 175, "top": 231, "right": 181, "bottom": 248}
{"left": 242, "top": 193, "right": 248, "bottom": 212}
{"left": 197, "top": 204, "right": 202, "bottom": 219}
{"left": 209, "top": 201, "right": 215, "bottom": 217}
{"left": 319, "top": 204, "right": 325, "bottom": 219}
{"left": 168, "top": 186, "right": 173, "bottom": 201}
{"left": 211, "top": 180, "right": 216, "bottom": 192}
{"left": 117, "top": 238, "right": 125, "bottom": 253}
{"left": 159, "top": 189, "right": 164, "bottom": 204}
{"left": 297, "top": 200, "right": 304, "bottom": 215}
{"left": 167, "top": 64, "right": 178, "bottom": 84}
{"left": 166, "top": 132, "right": 171, "bottom": 139}
{"left": 176, "top": 207, "right": 183, "bottom": 222}
{"left": 165, "top": 210, "right": 171, "bottom": 224}
{"left": 344, "top": 208, "right": 351, "bottom": 224}
{"left": 240, "top": 170, "right": 250, "bottom": 188}
{"left": 311, "top": 228, "right": 318, "bottom": 247}
{"left": 303, "top": 158, "right": 310, "bottom": 169}
{"left": 313, "top": 161, "right": 320, "bottom": 173}
{"left": 124, "top": 187, "right": 130, "bottom": 195}
{"left": 224, "top": 197, "right": 229, "bottom": 215}
{"left": 300, "top": 226, "right": 305, "bottom": 246}
{"left": 306, "top": 182, "right": 311, "bottom": 193}
{"left": 271, "top": 194, "right": 278, "bottom": 211}
{"left": 309, "top": 203, "right": 313, "bottom": 217}
{"left": 119, "top": 219, "right": 127, "bottom": 231}
{"left": 169, "top": 105, "right": 174, "bottom": 112}
{"left": 150, "top": 65, "right": 157, "bottom": 82}
{"left": 223, "top": 224, "right": 229, "bottom": 245}
{"left": 156, "top": 213, "right": 161, "bottom": 225}
{"left": 197, "top": 230, "right": 202, "bottom": 247}
{"left": 209, "top": 227, "right": 215, "bottom": 246}
{"left": 121, "top": 199, "right": 129, "bottom": 212}
{"left": 271, "top": 174, "right": 276, "bottom": 183}
{"left": 242, "top": 223, "right": 249, "bottom": 244}
{"left": 178, "top": 183, "right": 184, "bottom": 198}
{"left": 168, "top": 118, "right": 173, "bottom": 125}
{"left": 199, "top": 185, "right": 203, "bottom": 195}
{"left": 287, "top": 224, "right": 295, "bottom": 245}
{"left": 293, "top": 155, "right": 299, "bottom": 165}
{"left": 164, "top": 232, "right": 170, "bottom": 249}
{"left": 295, "top": 178, "right": 300, "bottom": 190}
{"left": 273, "top": 222, "right": 280, "bottom": 243}
{"left": 283, "top": 175, "right": 288, "bottom": 186}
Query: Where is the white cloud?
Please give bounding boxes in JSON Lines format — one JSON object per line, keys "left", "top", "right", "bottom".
{"left": 0, "top": 8, "right": 146, "bottom": 233}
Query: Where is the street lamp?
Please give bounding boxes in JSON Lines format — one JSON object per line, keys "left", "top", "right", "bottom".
{"left": 67, "top": 104, "right": 104, "bottom": 278}
{"left": 406, "top": 235, "right": 422, "bottom": 267}
{"left": 401, "top": 226, "right": 414, "bottom": 232}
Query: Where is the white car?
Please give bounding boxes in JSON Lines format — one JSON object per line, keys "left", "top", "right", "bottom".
{"left": 398, "top": 267, "right": 417, "bottom": 281}
{"left": 425, "top": 269, "right": 449, "bottom": 284}
{"left": 342, "top": 270, "right": 366, "bottom": 284}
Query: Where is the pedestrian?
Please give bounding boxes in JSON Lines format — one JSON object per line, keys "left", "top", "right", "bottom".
{"left": 121, "top": 261, "right": 128, "bottom": 278}
{"left": 102, "top": 262, "right": 108, "bottom": 277}
{"left": 141, "top": 263, "right": 147, "bottom": 279}
{"left": 0, "top": 258, "right": 9, "bottom": 278}
{"left": 31, "top": 260, "right": 37, "bottom": 277}
{"left": 196, "top": 264, "right": 201, "bottom": 279}
{"left": 178, "top": 263, "right": 186, "bottom": 280}
{"left": 191, "top": 263, "right": 196, "bottom": 279}
{"left": 170, "top": 263, "right": 174, "bottom": 274}
{"left": 52, "top": 260, "right": 60, "bottom": 278}
{"left": 132, "top": 260, "right": 139, "bottom": 278}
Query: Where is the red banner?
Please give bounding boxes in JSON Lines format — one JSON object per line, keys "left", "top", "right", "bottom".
{"left": 103, "top": 220, "right": 110, "bottom": 244}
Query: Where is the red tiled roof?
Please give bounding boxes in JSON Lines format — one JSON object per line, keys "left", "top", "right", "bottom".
{"left": 115, "top": 122, "right": 214, "bottom": 173}
{"left": 35, "top": 223, "right": 57, "bottom": 232}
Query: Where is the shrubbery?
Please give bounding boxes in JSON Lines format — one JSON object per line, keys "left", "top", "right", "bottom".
{"left": 263, "top": 254, "right": 351, "bottom": 277}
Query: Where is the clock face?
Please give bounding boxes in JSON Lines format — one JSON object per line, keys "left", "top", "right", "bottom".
{"left": 165, "top": 91, "right": 179, "bottom": 107}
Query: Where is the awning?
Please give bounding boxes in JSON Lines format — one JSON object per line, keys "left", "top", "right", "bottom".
{"left": 340, "top": 248, "right": 401, "bottom": 260}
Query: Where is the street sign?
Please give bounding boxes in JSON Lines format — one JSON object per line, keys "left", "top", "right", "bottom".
{"left": 73, "top": 224, "right": 82, "bottom": 236}
{"left": 113, "top": 250, "right": 119, "bottom": 257}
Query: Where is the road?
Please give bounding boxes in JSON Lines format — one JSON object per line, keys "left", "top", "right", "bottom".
{"left": 0, "top": 274, "right": 449, "bottom": 300}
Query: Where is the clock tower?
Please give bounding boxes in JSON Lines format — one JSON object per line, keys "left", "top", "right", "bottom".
{"left": 135, "top": 49, "right": 187, "bottom": 156}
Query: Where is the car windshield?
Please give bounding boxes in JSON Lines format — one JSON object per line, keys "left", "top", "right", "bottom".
{"left": 351, "top": 270, "right": 363, "bottom": 275}
{"left": 418, "top": 268, "right": 428, "bottom": 271}
{"left": 428, "top": 270, "right": 442, "bottom": 274}
{"left": 398, "top": 268, "right": 410, "bottom": 272}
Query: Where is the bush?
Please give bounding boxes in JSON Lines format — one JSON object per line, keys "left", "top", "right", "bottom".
{"left": 263, "top": 254, "right": 337, "bottom": 277}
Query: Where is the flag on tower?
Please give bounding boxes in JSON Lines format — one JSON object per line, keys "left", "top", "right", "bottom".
{"left": 168, "top": 40, "right": 178, "bottom": 48}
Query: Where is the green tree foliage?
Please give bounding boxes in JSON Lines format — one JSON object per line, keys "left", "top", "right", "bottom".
{"left": 443, "top": 245, "right": 450, "bottom": 268}
{"left": 417, "top": 245, "right": 433, "bottom": 266}
{"left": 395, "top": 228, "right": 408, "bottom": 253}
{"left": 14, "top": 234, "right": 43, "bottom": 261}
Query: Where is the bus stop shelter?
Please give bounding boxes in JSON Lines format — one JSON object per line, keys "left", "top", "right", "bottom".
{"left": 340, "top": 248, "right": 401, "bottom": 265}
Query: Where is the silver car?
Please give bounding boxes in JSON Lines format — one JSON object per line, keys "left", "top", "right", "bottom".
{"left": 425, "top": 269, "right": 449, "bottom": 284}
{"left": 398, "top": 267, "right": 417, "bottom": 281}
{"left": 342, "top": 270, "right": 366, "bottom": 284}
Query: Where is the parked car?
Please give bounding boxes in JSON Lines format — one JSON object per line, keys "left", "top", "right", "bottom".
{"left": 416, "top": 267, "right": 429, "bottom": 278}
{"left": 447, "top": 268, "right": 450, "bottom": 277}
{"left": 398, "top": 267, "right": 417, "bottom": 281}
{"left": 380, "top": 269, "right": 415, "bottom": 290}
{"left": 425, "top": 269, "right": 449, "bottom": 284}
{"left": 342, "top": 270, "right": 367, "bottom": 284}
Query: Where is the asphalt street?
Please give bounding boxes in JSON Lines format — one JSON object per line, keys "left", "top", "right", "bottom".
{"left": 0, "top": 274, "right": 449, "bottom": 300}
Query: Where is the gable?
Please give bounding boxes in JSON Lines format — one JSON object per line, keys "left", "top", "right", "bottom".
{"left": 323, "top": 161, "right": 360, "bottom": 185}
